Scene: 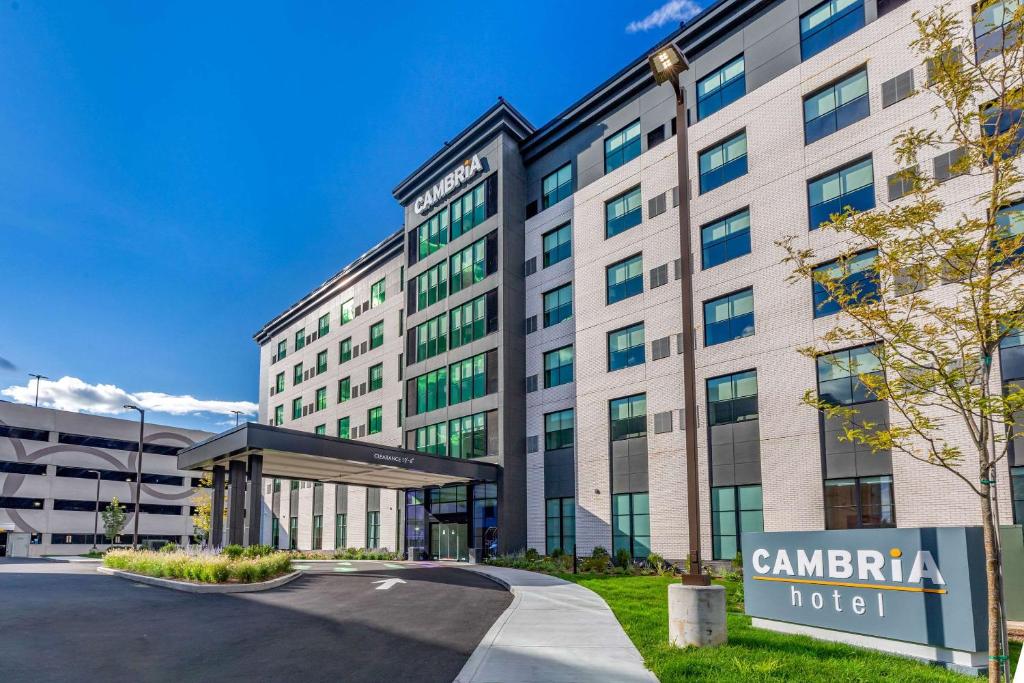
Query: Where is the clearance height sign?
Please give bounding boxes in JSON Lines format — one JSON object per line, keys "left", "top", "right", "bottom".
{"left": 742, "top": 527, "right": 987, "bottom": 652}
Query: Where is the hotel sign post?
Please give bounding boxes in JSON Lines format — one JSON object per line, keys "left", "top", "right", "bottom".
{"left": 743, "top": 527, "right": 988, "bottom": 673}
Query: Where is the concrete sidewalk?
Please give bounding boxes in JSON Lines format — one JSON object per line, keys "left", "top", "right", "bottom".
{"left": 455, "top": 565, "right": 658, "bottom": 683}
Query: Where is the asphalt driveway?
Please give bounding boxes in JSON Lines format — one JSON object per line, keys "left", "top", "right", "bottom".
{"left": 0, "top": 558, "right": 511, "bottom": 683}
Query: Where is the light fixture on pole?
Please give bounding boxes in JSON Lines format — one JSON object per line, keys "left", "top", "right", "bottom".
{"left": 87, "top": 470, "right": 101, "bottom": 552}
{"left": 230, "top": 410, "right": 243, "bottom": 426}
{"left": 123, "top": 404, "right": 145, "bottom": 549}
{"left": 647, "top": 41, "right": 727, "bottom": 648}
{"left": 28, "top": 373, "right": 49, "bottom": 408}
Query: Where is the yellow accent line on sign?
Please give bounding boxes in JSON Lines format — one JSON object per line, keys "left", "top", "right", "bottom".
{"left": 752, "top": 576, "right": 947, "bottom": 594}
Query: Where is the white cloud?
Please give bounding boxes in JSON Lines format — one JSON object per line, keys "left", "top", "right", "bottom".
{"left": 0, "top": 375, "right": 257, "bottom": 418}
{"left": 626, "top": 0, "right": 702, "bottom": 33}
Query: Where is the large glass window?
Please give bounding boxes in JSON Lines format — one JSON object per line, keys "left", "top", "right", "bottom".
{"left": 545, "top": 409, "right": 574, "bottom": 450}
{"left": 542, "top": 163, "right": 573, "bottom": 209}
{"left": 450, "top": 295, "right": 488, "bottom": 348}
{"left": 413, "top": 422, "right": 447, "bottom": 457}
{"left": 449, "top": 353, "right": 487, "bottom": 405}
{"left": 416, "top": 211, "right": 449, "bottom": 261}
{"left": 341, "top": 299, "right": 355, "bottom": 325}
{"left": 703, "top": 288, "right": 755, "bottom": 346}
{"left": 697, "top": 56, "right": 745, "bottom": 120}
{"left": 337, "top": 417, "right": 350, "bottom": 438}
{"left": 544, "top": 346, "right": 575, "bottom": 388}
{"left": 293, "top": 363, "right": 303, "bottom": 386}
{"left": 800, "top": 0, "right": 865, "bottom": 61}
{"left": 812, "top": 249, "right": 878, "bottom": 318}
{"left": 274, "top": 405, "right": 284, "bottom": 426}
{"left": 317, "top": 350, "right": 328, "bottom": 374}
{"left": 975, "top": 0, "right": 1020, "bottom": 62}
{"left": 413, "top": 368, "right": 447, "bottom": 415}
{"left": 335, "top": 513, "right": 347, "bottom": 549}
{"left": 711, "top": 485, "right": 764, "bottom": 560}
{"left": 982, "top": 97, "right": 1024, "bottom": 160}
{"left": 370, "top": 278, "right": 386, "bottom": 308}
{"left": 605, "top": 120, "right": 641, "bottom": 173}
{"left": 612, "top": 492, "right": 650, "bottom": 560}
{"left": 610, "top": 394, "right": 646, "bottom": 441}
{"left": 1012, "top": 467, "right": 1024, "bottom": 523}
{"left": 292, "top": 398, "right": 302, "bottom": 420}
{"left": 414, "top": 313, "right": 448, "bottom": 363}
{"left": 707, "top": 370, "right": 758, "bottom": 426}
{"left": 701, "top": 208, "right": 751, "bottom": 269}
{"left": 825, "top": 475, "right": 895, "bottom": 529}
{"left": 416, "top": 262, "right": 448, "bottom": 311}
{"left": 289, "top": 517, "right": 298, "bottom": 550}
{"left": 295, "top": 329, "right": 305, "bottom": 351}
{"left": 312, "top": 515, "right": 323, "bottom": 550}
{"left": 318, "top": 313, "right": 330, "bottom": 337}
{"left": 370, "top": 321, "right": 384, "bottom": 349}
{"left": 542, "top": 223, "right": 572, "bottom": 268}
{"left": 606, "top": 254, "right": 643, "bottom": 304}
{"left": 995, "top": 201, "right": 1024, "bottom": 267}
{"left": 450, "top": 179, "right": 488, "bottom": 240}
{"left": 606, "top": 187, "right": 643, "bottom": 238}
{"left": 816, "top": 344, "right": 882, "bottom": 405}
{"left": 543, "top": 283, "right": 573, "bottom": 327}
{"left": 545, "top": 497, "right": 576, "bottom": 555}
{"left": 804, "top": 68, "right": 869, "bottom": 144}
{"left": 368, "top": 363, "right": 383, "bottom": 392}
{"left": 339, "top": 338, "right": 352, "bottom": 363}
{"left": 699, "top": 131, "right": 748, "bottom": 194}
{"left": 449, "top": 412, "right": 488, "bottom": 459}
{"left": 277, "top": 339, "right": 287, "bottom": 360}
{"left": 608, "top": 323, "right": 645, "bottom": 371}
{"left": 367, "top": 406, "right": 382, "bottom": 435}
{"left": 449, "top": 236, "right": 488, "bottom": 295}
{"left": 366, "top": 511, "right": 380, "bottom": 548}
{"left": 808, "top": 157, "right": 874, "bottom": 230}
{"left": 315, "top": 387, "right": 327, "bottom": 412}
{"left": 274, "top": 372, "right": 285, "bottom": 393}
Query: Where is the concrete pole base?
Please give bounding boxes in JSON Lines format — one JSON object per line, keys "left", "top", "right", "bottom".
{"left": 668, "top": 583, "right": 727, "bottom": 648}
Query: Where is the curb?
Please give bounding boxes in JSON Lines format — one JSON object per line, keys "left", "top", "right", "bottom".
{"left": 96, "top": 566, "right": 303, "bottom": 593}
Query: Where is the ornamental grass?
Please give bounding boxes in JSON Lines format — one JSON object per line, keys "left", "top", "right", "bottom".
{"left": 103, "top": 548, "right": 292, "bottom": 584}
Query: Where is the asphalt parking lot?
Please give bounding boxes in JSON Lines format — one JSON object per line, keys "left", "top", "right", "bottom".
{"left": 0, "top": 557, "right": 512, "bottom": 683}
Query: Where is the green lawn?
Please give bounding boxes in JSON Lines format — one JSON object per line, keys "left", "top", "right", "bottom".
{"left": 560, "top": 573, "right": 1016, "bottom": 683}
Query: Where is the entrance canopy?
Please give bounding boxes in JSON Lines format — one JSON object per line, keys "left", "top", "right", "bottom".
{"left": 177, "top": 423, "right": 500, "bottom": 489}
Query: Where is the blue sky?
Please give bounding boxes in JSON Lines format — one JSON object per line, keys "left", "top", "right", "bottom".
{"left": 0, "top": 0, "right": 700, "bottom": 431}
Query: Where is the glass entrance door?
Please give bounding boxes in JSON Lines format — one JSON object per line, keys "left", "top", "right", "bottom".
{"left": 430, "top": 522, "right": 468, "bottom": 561}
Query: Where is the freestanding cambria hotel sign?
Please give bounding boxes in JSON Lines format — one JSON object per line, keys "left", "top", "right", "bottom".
{"left": 413, "top": 154, "right": 485, "bottom": 215}
{"left": 742, "top": 527, "right": 988, "bottom": 670}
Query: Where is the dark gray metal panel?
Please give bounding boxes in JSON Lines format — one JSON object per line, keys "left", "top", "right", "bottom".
{"left": 822, "top": 401, "right": 892, "bottom": 478}
{"left": 543, "top": 448, "right": 575, "bottom": 499}
{"left": 211, "top": 465, "right": 225, "bottom": 548}
{"left": 313, "top": 482, "right": 324, "bottom": 515}
{"left": 227, "top": 460, "right": 246, "bottom": 546}
{"left": 366, "top": 487, "right": 380, "bottom": 512}
{"left": 611, "top": 436, "right": 648, "bottom": 494}
{"left": 335, "top": 483, "right": 349, "bottom": 512}
{"left": 246, "top": 454, "right": 263, "bottom": 547}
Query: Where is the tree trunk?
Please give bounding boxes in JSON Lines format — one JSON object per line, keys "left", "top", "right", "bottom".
{"left": 980, "top": 487, "right": 1004, "bottom": 682}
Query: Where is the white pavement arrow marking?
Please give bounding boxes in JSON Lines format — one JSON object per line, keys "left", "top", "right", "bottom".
{"left": 372, "top": 578, "right": 407, "bottom": 591}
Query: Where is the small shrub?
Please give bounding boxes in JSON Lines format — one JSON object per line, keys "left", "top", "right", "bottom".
{"left": 646, "top": 552, "right": 669, "bottom": 576}
{"left": 242, "top": 544, "right": 274, "bottom": 558}
{"left": 221, "top": 544, "right": 244, "bottom": 559}
{"left": 614, "top": 548, "right": 631, "bottom": 568}
{"left": 524, "top": 547, "right": 540, "bottom": 562}
{"left": 159, "top": 542, "right": 178, "bottom": 553}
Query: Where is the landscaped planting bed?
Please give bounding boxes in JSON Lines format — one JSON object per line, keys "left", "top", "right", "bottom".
{"left": 103, "top": 548, "right": 292, "bottom": 584}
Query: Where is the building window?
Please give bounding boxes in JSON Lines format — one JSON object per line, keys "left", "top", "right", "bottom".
{"left": 291, "top": 398, "right": 302, "bottom": 420}
{"left": 318, "top": 313, "right": 330, "bottom": 337}
{"left": 542, "top": 223, "right": 572, "bottom": 268}
{"left": 274, "top": 405, "right": 284, "bottom": 426}
{"left": 701, "top": 208, "right": 751, "bottom": 269}
{"left": 338, "top": 377, "right": 351, "bottom": 403}
{"left": 707, "top": 370, "right": 759, "bottom": 426}
{"left": 995, "top": 201, "right": 1024, "bottom": 267}
{"left": 450, "top": 178, "right": 489, "bottom": 240}
{"left": 608, "top": 323, "right": 645, "bottom": 371}
{"left": 449, "top": 236, "right": 488, "bottom": 295}
{"left": 543, "top": 283, "right": 573, "bottom": 327}
{"left": 340, "top": 338, "right": 352, "bottom": 363}
{"left": 699, "top": 131, "right": 748, "bottom": 194}
{"left": 367, "top": 407, "right": 382, "bottom": 435}
{"left": 808, "top": 157, "right": 874, "bottom": 230}
{"left": 812, "top": 249, "right": 878, "bottom": 318}
{"left": 277, "top": 339, "right": 287, "bottom": 360}
{"left": 416, "top": 211, "right": 449, "bottom": 261}
{"left": 545, "top": 409, "right": 574, "bottom": 450}
{"left": 414, "top": 313, "right": 448, "bottom": 362}
{"left": 312, "top": 515, "right": 323, "bottom": 549}
{"left": 370, "top": 278, "right": 386, "bottom": 308}
{"left": 543, "top": 346, "right": 575, "bottom": 388}
{"left": 274, "top": 372, "right": 285, "bottom": 393}
{"left": 711, "top": 485, "right": 764, "bottom": 561}
{"left": 368, "top": 363, "right": 383, "bottom": 392}
{"left": 314, "top": 424, "right": 325, "bottom": 435}
{"left": 413, "top": 422, "right": 447, "bottom": 457}
{"left": 816, "top": 344, "right": 882, "bottom": 406}
{"left": 605, "top": 120, "right": 641, "bottom": 173}
{"left": 612, "top": 492, "right": 650, "bottom": 560}
{"left": 416, "top": 262, "right": 448, "bottom": 311}
{"left": 289, "top": 516, "right": 298, "bottom": 550}
{"left": 317, "top": 350, "right": 328, "bottom": 375}
{"left": 295, "top": 329, "right": 305, "bottom": 351}
{"left": 341, "top": 299, "right": 355, "bottom": 325}
{"left": 975, "top": 0, "right": 1020, "bottom": 62}
{"left": 338, "top": 417, "right": 350, "bottom": 438}
{"left": 697, "top": 55, "right": 745, "bottom": 120}
{"left": 449, "top": 353, "right": 487, "bottom": 405}
{"left": 610, "top": 393, "right": 646, "bottom": 441}
{"left": 315, "top": 387, "right": 327, "bottom": 412}
{"left": 1012, "top": 467, "right": 1024, "bottom": 523}
{"left": 800, "top": 0, "right": 864, "bottom": 61}
{"left": 982, "top": 97, "right": 1024, "bottom": 160}
{"left": 606, "top": 187, "right": 643, "bottom": 238}
{"left": 606, "top": 254, "right": 643, "bottom": 304}
{"left": 412, "top": 368, "right": 448, "bottom": 415}
{"left": 825, "top": 475, "right": 895, "bottom": 529}
{"left": 335, "top": 513, "right": 347, "bottom": 548}
{"left": 293, "top": 363, "right": 303, "bottom": 386}
{"left": 370, "top": 321, "right": 384, "bottom": 349}
{"left": 704, "top": 288, "right": 755, "bottom": 346}
{"left": 542, "top": 162, "right": 573, "bottom": 209}
{"left": 804, "top": 68, "right": 869, "bottom": 144}
{"left": 366, "top": 511, "right": 380, "bottom": 548}
{"left": 545, "top": 497, "right": 576, "bottom": 555}
{"left": 450, "top": 295, "right": 488, "bottom": 348}
{"left": 449, "top": 412, "right": 488, "bottom": 459}
{"left": 271, "top": 517, "right": 280, "bottom": 548}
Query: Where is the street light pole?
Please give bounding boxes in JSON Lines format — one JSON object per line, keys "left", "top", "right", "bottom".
{"left": 28, "top": 373, "right": 49, "bottom": 408}
{"left": 123, "top": 405, "right": 145, "bottom": 549}
{"left": 88, "top": 470, "right": 101, "bottom": 552}
{"left": 231, "top": 410, "right": 242, "bottom": 426}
